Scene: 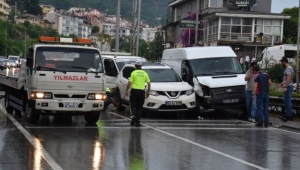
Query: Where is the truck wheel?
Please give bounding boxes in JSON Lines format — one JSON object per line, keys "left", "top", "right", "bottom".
{"left": 24, "top": 102, "right": 40, "bottom": 124}
{"left": 84, "top": 112, "right": 100, "bottom": 124}
{"left": 5, "top": 90, "right": 13, "bottom": 114}
{"left": 115, "top": 90, "right": 126, "bottom": 112}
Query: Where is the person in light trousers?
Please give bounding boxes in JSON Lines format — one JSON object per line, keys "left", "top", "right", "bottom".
{"left": 244, "top": 62, "right": 257, "bottom": 122}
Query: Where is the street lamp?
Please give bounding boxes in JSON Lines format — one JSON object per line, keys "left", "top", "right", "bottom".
{"left": 5, "top": 15, "right": 8, "bottom": 57}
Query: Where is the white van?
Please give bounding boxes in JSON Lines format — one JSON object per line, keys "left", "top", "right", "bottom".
{"left": 257, "top": 44, "right": 297, "bottom": 68}
{"left": 101, "top": 53, "right": 147, "bottom": 88}
{"left": 161, "top": 47, "right": 247, "bottom": 117}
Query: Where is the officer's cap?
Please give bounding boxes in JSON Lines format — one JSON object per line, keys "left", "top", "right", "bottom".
{"left": 135, "top": 60, "right": 142, "bottom": 66}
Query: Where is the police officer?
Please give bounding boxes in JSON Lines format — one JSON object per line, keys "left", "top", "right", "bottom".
{"left": 124, "top": 61, "right": 150, "bottom": 127}
{"left": 103, "top": 87, "right": 120, "bottom": 112}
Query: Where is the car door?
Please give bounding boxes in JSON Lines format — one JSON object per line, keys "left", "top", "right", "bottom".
{"left": 117, "top": 66, "right": 135, "bottom": 102}
{"left": 103, "top": 59, "right": 119, "bottom": 88}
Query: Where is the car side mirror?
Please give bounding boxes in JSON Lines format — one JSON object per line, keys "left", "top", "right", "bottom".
{"left": 26, "top": 57, "right": 33, "bottom": 67}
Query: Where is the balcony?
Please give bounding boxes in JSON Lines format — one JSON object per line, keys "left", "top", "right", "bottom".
{"left": 219, "top": 33, "right": 252, "bottom": 42}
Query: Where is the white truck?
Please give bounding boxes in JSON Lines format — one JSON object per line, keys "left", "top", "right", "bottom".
{"left": 161, "top": 47, "right": 247, "bottom": 118}
{"left": 0, "top": 36, "right": 106, "bottom": 124}
{"left": 257, "top": 44, "right": 297, "bottom": 69}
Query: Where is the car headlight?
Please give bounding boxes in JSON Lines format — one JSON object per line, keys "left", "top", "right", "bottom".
{"left": 149, "top": 90, "right": 159, "bottom": 96}
{"left": 185, "top": 89, "right": 194, "bottom": 96}
{"left": 31, "top": 92, "right": 52, "bottom": 99}
{"left": 88, "top": 93, "right": 106, "bottom": 100}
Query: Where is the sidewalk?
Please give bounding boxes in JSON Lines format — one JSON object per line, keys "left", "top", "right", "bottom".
{"left": 269, "top": 116, "right": 300, "bottom": 130}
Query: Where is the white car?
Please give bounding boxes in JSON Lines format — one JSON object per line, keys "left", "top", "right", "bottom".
{"left": 115, "top": 63, "right": 196, "bottom": 114}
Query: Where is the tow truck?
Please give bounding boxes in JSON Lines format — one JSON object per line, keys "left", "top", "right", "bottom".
{"left": 0, "top": 36, "right": 106, "bottom": 124}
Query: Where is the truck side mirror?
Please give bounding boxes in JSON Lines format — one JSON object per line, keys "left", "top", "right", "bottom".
{"left": 26, "top": 57, "right": 33, "bottom": 67}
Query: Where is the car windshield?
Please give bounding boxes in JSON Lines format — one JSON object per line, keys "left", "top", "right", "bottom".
{"left": 116, "top": 58, "right": 147, "bottom": 70}
{"left": 189, "top": 57, "right": 244, "bottom": 76}
{"left": 144, "top": 68, "right": 182, "bottom": 82}
{"left": 35, "top": 47, "right": 103, "bottom": 73}
{"left": 9, "top": 56, "right": 18, "bottom": 61}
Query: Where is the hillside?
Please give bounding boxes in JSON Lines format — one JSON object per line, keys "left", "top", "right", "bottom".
{"left": 40, "top": 0, "right": 170, "bottom": 26}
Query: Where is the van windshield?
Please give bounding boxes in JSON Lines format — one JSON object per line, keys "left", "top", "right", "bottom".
{"left": 144, "top": 69, "right": 182, "bottom": 82}
{"left": 189, "top": 57, "right": 244, "bottom": 76}
{"left": 9, "top": 56, "right": 18, "bottom": 61}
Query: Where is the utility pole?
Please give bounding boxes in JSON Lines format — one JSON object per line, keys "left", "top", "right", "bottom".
{"left": 115, "top": 0, "right": 121, "bottom": 52}
{"left": 297, "top": 0, "right": 300, "bottom": 93}
{"left": 24, "top": 27, "right": 26, "bottom": 58}
{"left": 5, "top": 16, "right": 8, "bottom": 57}
{"left": 194, "top": 0, "right": 200, "bottom": 46}
{"left": 131, "top": 0, "right": 141, "bottom": 56}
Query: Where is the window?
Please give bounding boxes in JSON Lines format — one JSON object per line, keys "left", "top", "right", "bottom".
{"left": 144, "top": 69, "right": 181, "bottom": 82}
{"left": 210, "top": 0, "right": 223, "bottom": 8}
{"left": 178, "top": 8, "right": 181, "bottom": 17}
{"left": 104, "top": 59, "right": 118, "bottom": 76}
{"left": 189, "top": 57, "right": 244, "bottom": 76}
{"left": 188, "top": 3, "right": 192, "bottom": 12}
{"left": 181, "top": 61, "right": 193, "bottom": 85}
{"left": 122, "top": 67, "right": 135, "bottom": 79}
{"left": 221, "top": 17, "right": 231, "bottom": 24}
{"left": 35, "top": 47, "right": 102, "bottom": 73}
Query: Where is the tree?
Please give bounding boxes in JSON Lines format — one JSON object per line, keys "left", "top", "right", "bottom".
{"left": 138, "top": 40, "right": 149, "bottom": 57}
{"left": 97, "top": 33, "right": 112, "bottom": 51}
{"left": 282, "top": 7, "right": 298, "bottom": 44}
{"left": 91, "top": 26, "right": 100, "bottom": 34}
{"left": 148, "top": 31, "right": 164, "bottom": 60}
{"left": 8, "top": 0, "right": 42, "bottom": 15}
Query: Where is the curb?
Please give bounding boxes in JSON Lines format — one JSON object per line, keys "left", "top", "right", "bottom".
{"left": 269, "top": 116, "right": 300, "bottom": 130}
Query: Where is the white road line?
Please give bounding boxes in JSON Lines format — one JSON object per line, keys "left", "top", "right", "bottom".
{"left": 144, "top": 123, "right": 253, "bottom": 126}
{"left": 110, "top": 112, "right": 268, "bottom": 170}
{"left": 0, "top": 105, "right": 63, "bottom": 170}
{"left": 25, "top": 126, "right": 149, "bottom": 129}
{"left": 157, "top": 127, "right": 276, "bottom": 130}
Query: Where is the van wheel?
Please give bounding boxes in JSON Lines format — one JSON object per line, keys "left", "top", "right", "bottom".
{"left": 84, "top": 111, "right": 100, "bottom": 124}
{"left": 24, "top": 101, "right": 40, "bottom": 124}
{"left": 5, "top": 90, "right": 13, "bottom": 114}
{"left": 115, "top": 89, "right": 126, "bottom": 112}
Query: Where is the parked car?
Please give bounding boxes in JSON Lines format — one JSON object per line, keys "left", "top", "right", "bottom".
{"left": 115, "top": 63, "right": 196, "bottom": 114}
{"left": 0, "top": 59, "right": 8, "bottom": 69}
{"left": 8, "top": 55, "right": 20, "bottom": 68}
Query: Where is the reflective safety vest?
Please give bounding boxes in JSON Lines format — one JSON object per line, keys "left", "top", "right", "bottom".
{"left": 106, "top": 87, "right": 111, "bottom": 92}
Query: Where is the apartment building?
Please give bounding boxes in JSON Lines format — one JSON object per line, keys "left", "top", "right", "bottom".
{"left": 164, "top": 0, "right": 291, "bottom": 56}
{"left": 45, "top": 11, "right": 91, "bottom": 38}
{"left": 0, "top": 0, "right": 9, "bottom": 17}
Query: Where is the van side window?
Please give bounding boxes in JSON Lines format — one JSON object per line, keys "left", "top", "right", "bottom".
{"left": 104, "top": 59, "right": 118, "bottom": 77}
{"left": 181, "top": 61, "right": 193, "bottom": 86}
{"left": 122, "top": 67, "right": 135, "bottom": 79}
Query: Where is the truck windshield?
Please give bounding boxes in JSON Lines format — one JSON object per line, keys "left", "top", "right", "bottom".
{"left": 189, "top": 57, "right": 244, "bottom": 76}
{"left": 144, "top": 69, "right": 181, "bottom": 82}
{"left": 115, "top": 58, "right": 147, "bottom": 70}
{"left": 35, "top": 47, "right": 103, "bottom": 73}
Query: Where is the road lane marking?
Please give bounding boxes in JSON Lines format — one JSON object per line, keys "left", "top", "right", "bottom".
{"left": 25, "top": 126, "right": 149, "bottom": 129}
{"left": 0, "top": 105, "right": 63, "bottom": 170}
{"left": 110, "top": 112, "right": 269, "bottom": 170}
{"left": 144, "top": 123, "right": 253, "bottom": 126}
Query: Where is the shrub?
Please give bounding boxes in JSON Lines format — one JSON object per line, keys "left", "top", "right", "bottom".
{"left": 266, "top": 64, "right": 297, "bottom": 83}
{"left": 269, "top": 88, "right": 300, "bottom": 98}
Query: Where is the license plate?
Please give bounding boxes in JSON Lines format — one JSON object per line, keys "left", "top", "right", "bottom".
{"left": 223, "top": 99, "right": 239, "bottom": 103}
{"left": 165, "top": 101, "right": 182, "bottom": 106}
{"left": 64, "top": 102, "right": 77, "bottom": 108}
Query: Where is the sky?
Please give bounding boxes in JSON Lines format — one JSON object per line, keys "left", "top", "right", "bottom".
{"left": 272, "top": 0, "right": 299, "bottom": 13}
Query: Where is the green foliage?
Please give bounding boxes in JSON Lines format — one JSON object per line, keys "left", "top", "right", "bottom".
{"left": 148, "top": 31, "right": 164, "bottom": 60}
{"left": 266, "top": 63, "right": 297, "bottom": 83}
{"left": 0, "top": 18, "right": 58, "bottom": 57}
{"left": 269, "top": 88, "right": 300, "bottom": 98}
{"left": 40, "top": 0, "right": 169, "bottom": 26}
{"left": 282, "top": 7, "right": 298, "bottom": 44}
{"left": 8, "top": 0, "right": 42, "bottom": 15}
{"left": 91, "top": 26, "right": 100, "bottom": 34}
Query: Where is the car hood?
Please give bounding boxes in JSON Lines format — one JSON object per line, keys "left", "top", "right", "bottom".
{"left": 196, "top": 74, "right": 246, "bottom": 88}
{"left": 149, "top": 82, "right": 192, "bottom": 91}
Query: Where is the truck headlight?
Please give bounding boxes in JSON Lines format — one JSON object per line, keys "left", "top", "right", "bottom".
{"left": 88, "top": 93, "right": 106, "bottom": 100}
{"left": 185, "top": 89, "right": 194, "bottom": 96}
{"left": 31, "top": 92, "right": 52, "bottom": 99}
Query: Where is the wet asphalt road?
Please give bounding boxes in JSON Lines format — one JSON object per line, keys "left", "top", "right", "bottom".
{"left": 1, "top": 100, "right": 300, "bottom": 170}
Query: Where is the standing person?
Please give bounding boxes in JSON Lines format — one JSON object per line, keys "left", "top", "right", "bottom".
{"left": 245, "top": 53, "right": 250, "bottom": 71}
{"left": 279, "top": 57, "right": 294, "bottom": 122}
{"left": 252, "top": 65, "right": 272, "bottom": 127}
{"left": 244, "top": 62, "right": 257, "bottom": 122}
{"left": 124, "top": 61, "right": 151, "bottom": 127}
{"left": 103, "top": 87, "right": 120, "bottom": 112}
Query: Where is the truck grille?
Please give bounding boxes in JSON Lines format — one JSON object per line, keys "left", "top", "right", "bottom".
{"left": 54, "top": 94, "right": 86, "bottom": 98}
{"left": 211, "top": 86, "right": 245, "bottom": 97}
